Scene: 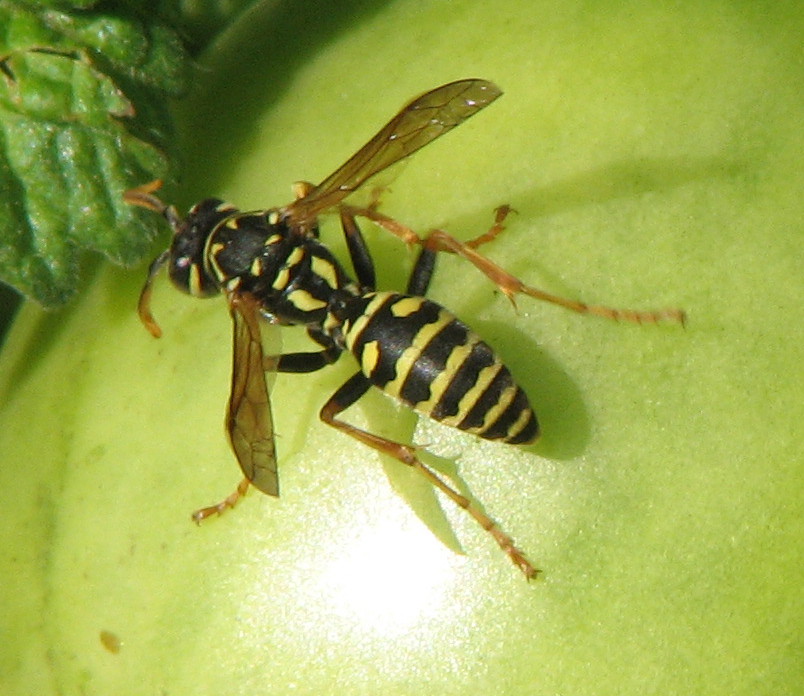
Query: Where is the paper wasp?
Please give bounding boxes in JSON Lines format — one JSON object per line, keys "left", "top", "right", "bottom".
{"left": 126, "top": 79, "right": 685, "bottom": 579}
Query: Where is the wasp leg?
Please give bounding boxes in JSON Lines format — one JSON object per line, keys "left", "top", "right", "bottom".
{"left": 345, "top": 203, "right": 685, "bottom": 324}
{"left": 420, "top": 227, "right": 686, "bottom": 325}
{"left": 340, "top": 203, "right": 421, "bottom": 246}
{"left": 403, "top": 207, "right": 513, "bottom": 296}
{"left": 340, "top": 202, "right": 512, "bottom": 251}
{"left": 406, "top": 244, "right": 436, "bottom": 296}
{"left": 339, "top": 209, "right": 376, "bottom": 290}
{"left": 320, "top": 372, "right": 540, "bottom": 580}
{"left": 273, "top": 328, "right": 343, "bottom": 373}
{"left": 464, "top": 204, "right": 514, "bottom": 249}
{"left": 191, "top": 478, "right": 252, "bottom": 522}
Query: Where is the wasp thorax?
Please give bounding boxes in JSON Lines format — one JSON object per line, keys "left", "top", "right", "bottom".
{"left": 168, "top": 198, "right": 236, "bottom": 297}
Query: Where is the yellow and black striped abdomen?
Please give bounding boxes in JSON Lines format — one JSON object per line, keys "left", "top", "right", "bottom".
{"left": 341, "top": 292, "right": 538, "bottom": 445}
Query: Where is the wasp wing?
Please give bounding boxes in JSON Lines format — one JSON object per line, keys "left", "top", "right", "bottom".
{"left": 284, "top": 79, "right": 502, "bottom": 224}
{"left": 226, "top": 292, "right": 279, "bottom": 496}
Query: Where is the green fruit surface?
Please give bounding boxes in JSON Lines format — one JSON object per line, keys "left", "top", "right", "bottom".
{"left": 1, "top": 1, "right": 802, "bottom": 694}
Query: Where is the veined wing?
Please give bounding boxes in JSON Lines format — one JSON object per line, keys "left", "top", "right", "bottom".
{"left": 226, "top": 292, "right": 279, "bottom": 496}
{"left": 284, "top": 79, "right": 502, "bottom": 224}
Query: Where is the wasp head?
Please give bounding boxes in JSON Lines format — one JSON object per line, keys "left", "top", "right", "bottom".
{"left": 125, "top": 181, "right": 236, "bottom": 337}
{"left": 165, "top": 198, "right": 237, "bottom": 297}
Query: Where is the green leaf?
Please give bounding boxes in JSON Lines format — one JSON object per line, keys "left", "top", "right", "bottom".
{"left": 0, "top": 2, "right": 188, "bottom": 307}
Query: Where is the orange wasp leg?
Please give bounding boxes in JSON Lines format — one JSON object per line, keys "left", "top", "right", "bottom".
{"left": 343, "top": 203, "right": 687, "bottom": 326}
{"left": 320, "top": 372, "right": 540, "bottom": 580}
{"left": 191, "top": 478, "right": 252, "bottom": 523}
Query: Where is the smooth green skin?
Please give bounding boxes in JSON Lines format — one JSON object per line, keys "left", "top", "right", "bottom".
{"left": 1, "top": 1, "right": 802, "bottom": 694}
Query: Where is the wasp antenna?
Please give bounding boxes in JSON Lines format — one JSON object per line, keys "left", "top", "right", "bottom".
{"left": 124, "top": 180, "right": 167, "bottom": 211}
{"left": 125, "top": 182, "right": 184, "bottom": 236}
{"left": 138, "top": 250, "right": 169, "bottom": 338}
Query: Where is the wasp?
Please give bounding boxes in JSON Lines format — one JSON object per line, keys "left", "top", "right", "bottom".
{"left": 126, "top": 79, "right": 685, "bottom": 579}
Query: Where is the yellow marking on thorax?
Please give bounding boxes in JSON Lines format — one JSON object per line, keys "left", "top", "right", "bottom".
{"left": 323, "top": 311, "right": 341, "bottom": 336}
{"left": 287, "top": 288, "right": 327, "bottom": 312}
{"left": 285, "top": 246, "right": 305, "bottom": 268}
{"left": 205, "top": 240, "right": 226, "bottom": 279}
{"left": 272, "top": 267, "right": 290, "bottom": 290}
{"left": 311, "top": 255, "right": 339, "bottom": 289}
{"left": 208, "top": 241, "right": 225, "bottom": 257}
{"left": 272, "top": 245, "right": 306, "bottom": 290}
